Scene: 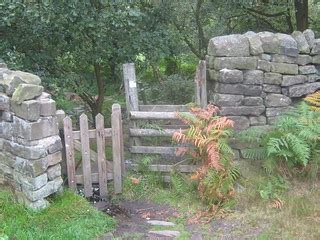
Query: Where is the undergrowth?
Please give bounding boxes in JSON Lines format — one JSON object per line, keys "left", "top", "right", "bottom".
{"left": 173, "top": 104, "right": 240, "bottom": 213}
{"left": 238, "top": 102, "right": 320, "bottom": 206}
{"left": 241, "top": 102, "right": 320, "bottom": 178}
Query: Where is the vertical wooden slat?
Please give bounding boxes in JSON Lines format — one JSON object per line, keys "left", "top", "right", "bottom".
{"left": 80, "top": 114, "right": 93, "bottom": 197}
{"left": 95, "top": 113, "right": 107, "bottom": 198}
{"left": 63, "top": 116, "right": 76, "bottom": 191}
{"left": 112, "top": 104, "right": 123, "bottom": 194}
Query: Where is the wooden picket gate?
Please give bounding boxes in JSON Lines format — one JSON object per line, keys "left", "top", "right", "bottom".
{"left": 63, "top": 104, "right": 124, "bottom": 198}
{"left": 123, "top": 61, "right": 207, "bottom": 178}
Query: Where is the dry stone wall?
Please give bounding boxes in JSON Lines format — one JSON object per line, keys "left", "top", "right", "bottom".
{"left": 207, "top": 29, "right": 320, "bottom": 131}
{"left": 0, "top": 61, "right": 63, "bottom": 210}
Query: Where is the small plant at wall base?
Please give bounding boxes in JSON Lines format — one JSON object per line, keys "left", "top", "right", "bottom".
{"left": 241, "top": 102, "right": 320, "bottom": 179}
{"left": 173, "top": 104, "right": 240, "bottom": 216}
{"left": 305, "top": 91, "right": 320, "bottom": 112}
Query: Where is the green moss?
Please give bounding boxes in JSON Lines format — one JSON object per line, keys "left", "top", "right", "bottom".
{"left": 0, "top": 188, "right": 116, "bottom": 240}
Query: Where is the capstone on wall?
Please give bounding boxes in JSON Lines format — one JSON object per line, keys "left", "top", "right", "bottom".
{"left": 207, "top": 29, "right": 320, "bottom": 131}
{"left": 0, "top": 60, "right": 63, "bottom": 210}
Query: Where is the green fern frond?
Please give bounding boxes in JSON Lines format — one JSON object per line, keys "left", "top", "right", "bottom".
{"left": 242, "top": 148, "right": 267, "bottom": 160}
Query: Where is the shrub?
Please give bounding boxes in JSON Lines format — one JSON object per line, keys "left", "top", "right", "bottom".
{"left": 141, "top": 74, "right": 194, "bottom": 104}
{"left": 173, "top": 105, "right": 240, "bottom": 211}
{"left": 241, "top": 102, "right": 320, "bottom": 178}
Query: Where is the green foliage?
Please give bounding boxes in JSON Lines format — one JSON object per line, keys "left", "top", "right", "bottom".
{"left": 0, "top": 189, "right": 116, "bottom": 240}
{"left": 141, "top": 74, "right": 194, "bottom": 104}
{"left": 259, "top": 176, "right": 288, "bottom": 200}
{"left": 241, "top": 102, "right": 320, "bottom": 178}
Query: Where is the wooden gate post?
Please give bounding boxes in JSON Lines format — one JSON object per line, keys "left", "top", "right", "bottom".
{"left": 195, "top": 60, "right": 207, "bottom": 108}
{"left": 123, "top": 63, "right": 139, "bottom": 115}
{"left": 111, "top": 103, "right": 124, "bottom": 194}
{"left": 123, "top": 63, "right": 141, "bottom": 146}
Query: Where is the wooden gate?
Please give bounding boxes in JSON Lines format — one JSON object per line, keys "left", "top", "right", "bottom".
{"left": 63, "top": 104, "right": 124, "bottom": 197}
{"left": 123, "top": 61, "right": 207, "bottom": 178}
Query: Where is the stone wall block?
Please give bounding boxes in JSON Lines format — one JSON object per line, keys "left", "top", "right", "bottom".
{"left": 3, "top": 140, "right": 47, "bottom": 160}
{"left": 288, "top": 82, "right": 320, "bottom": 97}
{"left": 208, "top": 69, "right": 218, "bottom": 81}
{"left": 307, "top": 74, "right": 320, "bottom": 83}
{"left": 1, "top": 111, "right": 14, "bottom": 122}
{"left": 22, "top": 176, "right": 63, "bottom": 202}
{"left": 14, "top": 157, "right": 48, "bottom": 177}
{"left": 260, "top": 54, "right": 272, "bottom": 61}
{"left": 227, "top": 116, "right": 250, "bottom": 131}
{"left": 14, "top": 171, "right": 48, "bottom": 191}
{"left": 270, "top": 62, "right": 298, "bottom": 75}
{"left": 266, "top": 107, "right": 290, "bottom": 117}
{"left": 257, "top": 60, "right": 271, "bottom": 72}
{"left": 215, "top": 83, "right": 263, "bottom": 96}
{"left": 303, "top": 29, "right": 315, "bottom": 48}
{"left": 311, "top": 39, "right": 320, "bottom": 55}
{"left": 220, "top": 106, "right": 265, "bottom": 116}
{"left": 263, "top": 84, "right": 281, "bottom": 93}
{"left": 249, "top": 116, "right": 267, "bottom": 126}
{"left": 297, "top": 55, "right": 312, "bottom": 65}
{"left": 245, "top": 33, "right": 264, "bottom": 55}
{"left": 258, "top": 32, "right": 280, "bottom": 54}
{"left": 213, "top": 57, "right": 258, "bottom": 70}
{"left": 218, "top": 69, "right": 243, "bottom": 83}
{"left": 11, "top": 84, "right": 43, "bottom": 104}
{"left": 272, "top": 54, "right": 296, "bottom": 64}
{"left": 47, "top": 164, "right": 61, "bottom": 181}
{"left": 208, "top": 34, "right": 250, "bottom": 57}
{"left": 264, "top": 72, "right": 282, "bottom": 85}
{"left": 265, "top": 94, "right": 292, "bottom": 107}
{"left": 299, "top": 65, "right": 317, "bottom": 75}
{"left": 11, "top": 100, "right": 40, "bottom": 121}
{"left": 0, "top": 93, "right": 10, "bottom": 111}
{"left": 39, "top": 99, "right": 56, "bottom": 117}
{"left": 312, "top": 55, "right": 320, "bottom": 64}
{"left": 243, "top": 97, "right": 263, "bottom": 106}
{"left": 282, "top": 75, "right": 307, "bottom": 87}
{"left": 275, "top": 33, "right": 299, "bottom": 57}
{"left": 13, "top": 116, "right": 59, "bottom": 141}
{"left": 291, "top": 31, "right": 310, "bottom": 54}
{"left": 45, "top": 151, "right": 62, "bottom": 167}
{"left": 213, "top": 94, "right": 244, "bottom": 106}
{"left": 243, "top": 70, "right": 263, "bottom": 84}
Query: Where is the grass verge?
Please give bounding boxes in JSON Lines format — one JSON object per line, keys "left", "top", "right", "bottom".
{"left": 0, "top": 187, "right": 116, "bottom": 240}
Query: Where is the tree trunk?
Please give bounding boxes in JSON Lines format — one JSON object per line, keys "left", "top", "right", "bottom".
{"left": 92, "top": 62, "right": 105, "bottom": 120}
{"left": 294, "top": 0, "right": 308, "bottom": 31}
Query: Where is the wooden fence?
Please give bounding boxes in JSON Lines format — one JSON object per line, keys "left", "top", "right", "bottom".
{"left": 63, "top": 104, "right": 124, "bottom": 198}
{"left": 123, "top": 61, "right": 207, "bottom": 177}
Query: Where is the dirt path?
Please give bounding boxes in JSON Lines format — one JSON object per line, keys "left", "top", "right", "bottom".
{"left": 94, "top": 200, "right": 204, "bottom": 239}
{"left": 94, "top": 200, "right": 270, "bottom": 240}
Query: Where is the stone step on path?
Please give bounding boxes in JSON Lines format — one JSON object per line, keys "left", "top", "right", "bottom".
{"left": 149, "top": 230, "right": 181, "bottom": 238}
{"left": 147, "top": 220, "right": 180, "bottom": 238}
{"left": 147, "top": 220, "right": 176, "bottom": 226}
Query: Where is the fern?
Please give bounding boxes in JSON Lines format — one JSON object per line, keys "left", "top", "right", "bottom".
{"left": 241, "top": 102, "right": 320, "bottom": 178}
{"left": 304, "top": 91, "right": 320, "bottom": 111}
{"left": 173, "top": 104, "right": 238, "bottom": 210}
